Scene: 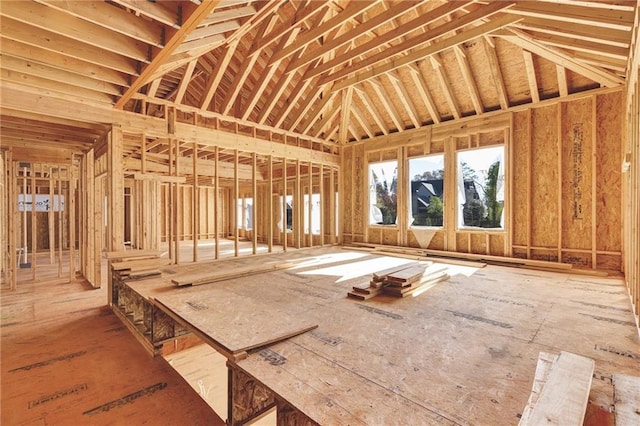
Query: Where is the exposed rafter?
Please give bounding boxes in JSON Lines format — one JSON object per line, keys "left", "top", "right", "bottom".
{"left": 116, "top": 0, "right": 221, "bottom": 108}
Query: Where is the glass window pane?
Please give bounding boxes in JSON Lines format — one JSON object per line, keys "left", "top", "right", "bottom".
{"left": 369, "top": 161, "right": 398, "bottom": 225}
{"left": 457, "top": 146, "right": 505, "bottom": 229}
{"left": 408, "top": 155, "right": 444, "bottom": 227}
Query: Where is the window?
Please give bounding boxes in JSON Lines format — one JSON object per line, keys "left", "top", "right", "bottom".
{"left": 278, "top": 195, "right": 293, "bottom": 232}
{"left": 457, "top": 146, "right": 505, "bottom": 229}
{"left": 304, "top": 193, "right": 321, "bottom": 235}
{"left": 408, "top": 154, "right": 444, "bottom": 227}
{"left": 369, "top": 161, "right": 398, "bottom": 225}
{"left": 236, "top": 198, "right": 253, "bottom": 230}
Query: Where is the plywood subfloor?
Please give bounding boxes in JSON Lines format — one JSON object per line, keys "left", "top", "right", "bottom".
{"left": 1, "top": 262, "right": 224, "bottom": 425}
{"left": 114, "top": 247, "right": 639, "bottom": 424}
{"left": 226, "top": 250, "right": 638, "bottom": 425}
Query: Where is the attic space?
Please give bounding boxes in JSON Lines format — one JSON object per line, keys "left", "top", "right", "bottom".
{"left": 1, "top": 1, "right": 640, "bottom": 425}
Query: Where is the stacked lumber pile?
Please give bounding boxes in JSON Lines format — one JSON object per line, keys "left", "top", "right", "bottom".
{"left": 111, "top": 257, "right": 171, "bottom": 281}
{"left": 348, "top": 262, "right": 449, "bottom": 300}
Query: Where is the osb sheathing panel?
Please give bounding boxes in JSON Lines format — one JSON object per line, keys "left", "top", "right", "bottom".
{"left": 596, "top": 91, "right": 623, "bottom": 253}
{"left": 509, "top": 92, "right": 623, "bottom": 270}
{"left": 511, "top": 111, "right": 530, "bottom": 247}
{"left": 464, "top": 39, "right": 499, "bottom": 110}
{"left": 456, "top": 233, "right": 469, "bottom": 253}
{"left": 378, "top": 75, "right": 410, "bottom": 130}
{"left": 530, "top": 104, "right": 560, "bottom": 249}
{"left": 342, "top": 146, "right": 353, "bottom": 235}
{"left": 562, "top": 250, "right": 590, "bottom": 268}
{"left": 440, "top": 49, "right": 474, "bottom": 115}
{"left": 407, "top": 143, "right": 426, "bottom": 158}
{"left": 479, "top": 130, "right": 504, "bottom": 147}
{"left": 495, "top": 39, "right": 529, "bottom": 105}
{"left": 382, "top": 228, "right": 398, "bottom": 246}
{"left": 566, "top": 69, "right": 600, "bottom": 94}
{"left": 561, "top": 97, "right": 593, "bottom": 251}
{"left": 352, "top": 144, "right": 365, "bottom": 237}
{"left": 418, "top": 60, "right": 450, "bottom": 119}
{"left": 470, "top": 232, "right": 487, "bottom": 255}
{"left": 398, "top": 67, "right": 430, "bottom": 125}
{"left": 489, "top": 234, "right": 505, "bottom": 256}
{"left": 534, "top": 55, "right": 560, "bottom": 100}
{"left": 428, "top": 230, "right": 445, "bottom": 250}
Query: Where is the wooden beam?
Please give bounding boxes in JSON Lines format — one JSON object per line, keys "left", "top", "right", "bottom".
{"left": 111, "top": 0, "right": 178, "bottom": 28}
{"left": 269, "top": 1, "right": 376, "bottom": 64}
{"left": 199, "top": 39, "right": 239, "bottom": 110}
{"left": 289, "top": 1, "right": 423, "bottom": 73}
{"left": 454, "top": 46, "right": 484, "bottom": 115}
{"left": 35, "top": 0, "right": 164, "bottom": 47}
{"left": 482, "top": 37, "right": 509, "bottom": 110}
{"left": 241, "top": 28, "right": 301, "bottom": 121}
{"left": 116, "top": 0, "right": 221, "bottom": 109}
{"left": 350, "top": 102, "right": 375, "bottom": 140}
{"left": 387, "top": 71, "right": 421, "bottom": 129}
{"left": 222, "top": 17, "right": 278, "bottom": 115}
{"left": 522, "top": 50, "right": 540, "bottom": 103}
{"left": 507, "top": 2, "right": 635, "bottom": 31}
{"left": 326, "top": 5, "right": 520, "bottom": 89}
{"left": 305, "top": 1, "right": 474, "bottom": 81}
{"left": 300, "top": 90, "right": 339, "bottom": 136}
{"left": 0, "top": 17, "right": 138, "bottom": 75}
{"left": 1, "top": 55, "right": 122, "bottom": 96}
{"left": 1, "top": 38, "right": 129, "bottom": 87}
{"left": 430, "top": 56, "right": 461, "bottom": 120}
{"left": 369, "top": 79, "right": 404, "bottom": 132}
{"left": 496, "top": 28, "right": 624, "bottom": 87}
{"left": 407, "top": 63, "right": 441, "bottom": 124}
{"left": 513, "top": 17, "right": 631, "bottom": 48}
{"left": 256, "top": 51, "right": 305, "bottom": 124}
{"left": 174, "top": 60, "right": 198, "bottom": 104}
{"left": 556, "top": 65, "right": 569, "bottom": 97}
{"left": 338, "top": 88, "right": 354, "bottom": 144}
{"left": 354, "top": 86, "right": 389, "bottom": 134}
{"left": 1, "top": 1, "right": 148, "bottom": 61}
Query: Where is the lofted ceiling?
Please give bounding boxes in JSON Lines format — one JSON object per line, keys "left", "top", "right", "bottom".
{"left": 0, "top": 0, "right": 638, "bottom": 151}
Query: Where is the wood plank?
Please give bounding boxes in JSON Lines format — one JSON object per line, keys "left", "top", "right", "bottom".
{"left": 523, "top": 351, "right": 594, "bottom": 426}
{"left": 110, "top": 258, "right": 171, "bottom": 272}
{"left": 106, "top": 249, "right": 161, "bottom": 261}
{"left": 116, "top": 1, "right": 221, "bottom": 108}
{"left": 613, "top": 374, "right": 640, "bottom": 426}
{"left": 383, "top": 272, "right": 450, "bottom": 297}
{"left": 171, "top": 261, "right": 296, "bottom": 287}
{"left": 371, "top": 262, "right": 421, "bottom": 281}
{"left": 518, "top": 352, "right": 559, "bottom": 425}
{"left": 154, "top": 287, "right": 318, "bottom": 357}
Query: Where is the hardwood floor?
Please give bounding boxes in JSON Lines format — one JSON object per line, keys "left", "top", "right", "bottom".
{"left": 1, "top": 255, "right": 224, "bottom": 425}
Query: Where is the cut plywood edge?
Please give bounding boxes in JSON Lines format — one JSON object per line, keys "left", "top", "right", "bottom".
{"left": 153, "top": 289, "right": 318, "bottom": 360}
{"left": 519, "top": 352, "right": 559, "bottom": 425}
{"left": 520, "top": 351, "right": 594, "bottom": 426}
{"left": 410, "top": 228, "right": 437, "bottom": 248}
{"left": 613, "top": 373, "right": 640, "bottom": 426}
{"left": 171, "top": 261, "right": 297, "bottom": 286}
{"left": 106, "top": 249, "right": 162, "bottom": 261}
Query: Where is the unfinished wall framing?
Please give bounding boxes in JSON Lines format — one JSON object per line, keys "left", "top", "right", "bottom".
{"left": 623, "top": 22, "right": 640, "bottom": 326}
{"left": 0, "top": 158, "right": 80, "bottom": 286}
{"left": 342, "top": 89, "right": 624, "bottom": 271}
{"left": 118, "top": 121, "right": 341, "bottom": 265}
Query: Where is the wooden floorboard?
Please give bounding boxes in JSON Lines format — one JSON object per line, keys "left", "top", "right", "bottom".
{"left": 1, "top": 260, "right": 224, "bottom": 425}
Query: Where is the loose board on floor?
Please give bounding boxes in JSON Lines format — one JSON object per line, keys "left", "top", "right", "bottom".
{"left": 154, "top": 284, "right": 318, "bottom": 359}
